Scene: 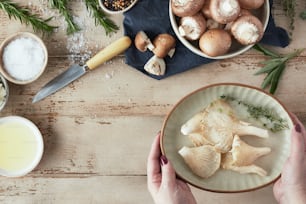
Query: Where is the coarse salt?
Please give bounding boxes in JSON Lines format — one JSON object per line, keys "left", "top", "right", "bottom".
{"left": 3, "top": 37, "right": 45, "bottom": 81}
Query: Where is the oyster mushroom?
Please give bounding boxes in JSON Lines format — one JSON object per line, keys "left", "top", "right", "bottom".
{"left": 231, "top": 15, "right": 264, "bottom": 45}
{"left": 152, "top": 34, "right": 176, "bottom": 58}
{"left": 238, "top": 0, "right": 265, "bottom": 9}
{"left": 210, "top": 0, "right": 241, "bottom": 24}
{"left": 199, "top": 29, "right": 232, "bottom": 57}
{"left": 221, "top": 135, "right": 271, "bottom": 176}
{"left": 134, "top": 31, "right": 155, "bottom": 52}
{"left": 171, "top": 0, "right": 206, "bottom": 17}
{"left": 179, "top": 13, "right": 206, "bottom": 41}
{"left": 179, "top": 145, "right": 221, "bottom": 178}
{"left": 144, "top": 55, "right": 166, "bottom": 76}
{"left": 181, "top": 99, "right": 269, "bottom": 153}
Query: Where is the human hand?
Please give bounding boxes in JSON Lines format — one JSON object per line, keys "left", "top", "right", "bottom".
{"left": 273, "top": 114, "right": 306, "bottom": 204}
{"left": 147, "top": 131, "right": 197, "bottom": 204}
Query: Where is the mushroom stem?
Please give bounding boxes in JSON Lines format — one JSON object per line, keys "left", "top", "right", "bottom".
{"left": 144, "top": 55, "right": 166, "bottom": 76}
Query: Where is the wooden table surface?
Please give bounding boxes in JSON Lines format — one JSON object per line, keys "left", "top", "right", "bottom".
{"left": 0, "top": 0, "right": 305, "bottom": 203}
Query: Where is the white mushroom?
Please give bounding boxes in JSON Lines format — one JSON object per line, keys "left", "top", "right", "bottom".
{"left": 171, "top": 0, "right": 206, "bottom": 17}
{"left": 238, "top": 0, "right": 265, "bottom": 9}
{"left": 179, "top": 13, "right": 206, "bottom": 41}
{"left": 231, "top": 15, "right": 264, "bottom": 45}
{"left": 144, "top": 55, "right": 166, "bottom": 76}
{"left": 152, "top": 34, "right": 176, "bottom": 58}
{"left": 210, "top": 0, "right": 241, "bottom": 24}
{"left": 134, "top": 31, "right": 155, "bottom": 52}
{"left": 206, "top": 18, "right": 225, "bottom": 30}
{"left": 201, "top": 0, "right": 212, "bottom": 18}
{"left": 199, "top": 29, "right": 232, "bottom": 57}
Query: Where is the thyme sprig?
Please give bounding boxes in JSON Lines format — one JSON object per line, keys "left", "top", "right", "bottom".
{"left": 84, "top": 0, "right": 119, "bottom": 35}
{"left": 0, "top": 0, "right": 57, "bottom": 34}
{"left": 280, "top": 0, "right": 296, "bottom": 35}
{"left": 253, "top": 44, "right": 305, "bottom": 94}
{"left": 49, "top": 0, "right": 80, "bottom": 35}
{"left": 221, "top": 95, "right": 289, "bottom": 132}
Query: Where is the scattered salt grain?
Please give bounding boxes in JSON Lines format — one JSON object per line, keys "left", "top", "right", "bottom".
{"left": 3, "top": 37, "right": 45, "bottom": 81}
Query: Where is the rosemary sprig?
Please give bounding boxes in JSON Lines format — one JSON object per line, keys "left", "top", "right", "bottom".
{"left": 49, "top": 0, "right": 80, "bottom": 35}
{"left": 0, "top": 0, "right": 57, "bottom": 34}
{"left": 253, "top": 44, "right": 305, "bottom": 94}
{"left": 84, "top": 0, "right": 119, "bottom": 35}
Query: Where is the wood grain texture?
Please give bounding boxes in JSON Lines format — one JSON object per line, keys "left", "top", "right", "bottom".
{"left": 0, "top": 0, "right": 305, "bottom": 203}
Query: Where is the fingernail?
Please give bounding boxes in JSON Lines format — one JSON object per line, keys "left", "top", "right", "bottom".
{"left": 160, "top": 155, "right": 168, "bottom": 166}
{"left": 295, "top": 123, "right": 302, "bottom": 133}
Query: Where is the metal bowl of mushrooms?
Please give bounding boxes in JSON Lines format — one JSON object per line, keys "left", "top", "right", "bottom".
{"left": 169, "top": 0, "right": 270, "bottom": 59}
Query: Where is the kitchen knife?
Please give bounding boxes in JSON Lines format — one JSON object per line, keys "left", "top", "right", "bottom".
{"left": 33, "top": 36, "right": 132, "bottom": 103}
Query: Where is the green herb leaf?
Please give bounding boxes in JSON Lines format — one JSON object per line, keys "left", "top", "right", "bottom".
{"left": 254, "top": 44, "right": 305, "bottom": 94}
{"left": 84, "top": 0, "right": 119, "bottom": 35}
{"left": 253, "top": 44, "right": 280, "bottom": 58}
{"left": 300, "top": 11, "right": 306, "bottom": 19}
{"left": 0, "top": 0, "right": 57, "bottom": 35}
{"left": 49, "top": 0, "right": 80, "bottom": 35}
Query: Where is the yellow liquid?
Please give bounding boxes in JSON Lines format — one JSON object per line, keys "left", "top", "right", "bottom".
{"left": 0, "top": 122, "right": 38, "bottom": 171}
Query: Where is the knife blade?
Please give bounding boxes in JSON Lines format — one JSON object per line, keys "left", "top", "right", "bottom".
{"left": 33, "top": 36, "right": 132, "bottom": 103}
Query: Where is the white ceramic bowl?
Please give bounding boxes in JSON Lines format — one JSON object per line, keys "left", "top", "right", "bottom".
{"left": 99, "top": 0, "right": 138, "bottom": 14}
{"left": 161, "top": 83, "right": 293, "bottom": 192}
{"left": 0, "top": 73, "right": 8, "bottom": 112}
{"left": 169, "top": 1, "right": 270, "bottom": 59}
{"left": 0, "top": 32, "right": 48, "bottom": 85}
{"left": 0, "top": 116, "right": 44, "bottom": 177}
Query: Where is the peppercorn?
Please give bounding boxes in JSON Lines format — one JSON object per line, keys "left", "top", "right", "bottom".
{"left": 103, "top": 0, "right": 135, "bottom": 11}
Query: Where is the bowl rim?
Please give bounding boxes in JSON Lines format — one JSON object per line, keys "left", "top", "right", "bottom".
{"left": 0, "top": 116, "right": 44, "bottom": 177}
{"left": 98, "top": 0, "right": 138, "bottom": 14}
{"left": 169, "top": 0, "right": 270, "bottom": 59}
{"left": 160, "top": 82, "right": 293, "bottom": 193}
{"left": 0, "top": 32, "right": 48, "bottom": 85}
{"left": 0, "top": 73, "right": 9, "bottom": 112}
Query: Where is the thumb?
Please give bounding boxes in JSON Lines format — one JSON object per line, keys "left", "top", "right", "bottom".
{"left": 160, "top": 155, "right": 176, "bottom": 188}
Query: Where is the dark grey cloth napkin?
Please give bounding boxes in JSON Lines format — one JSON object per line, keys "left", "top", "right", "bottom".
{"left": 123, "top": 0, "right": 289, "bottom": 79}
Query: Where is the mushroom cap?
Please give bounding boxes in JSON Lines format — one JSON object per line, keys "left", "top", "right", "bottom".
{"left": 179, "top": 13, "right": 207, "bottom": 41}
{"left": 231, "top": 15, "right": 264, "bottom": 45}
{"left": 134, "top": 31, "right": 154, "bottom": 52}
{"left": 171, "top": 0, "right": 206, "bottom": 17}
{"left": 199, "top": 29, "right": 232, "bottom": 57}
{"left": 238, "top": 0, "right": 265, "bottom": 9}
{"left": 153, "top": 34, "right": 176, "bottom": 58}
{"left": 210, "top": 0, "right": 241, "bottom": 24}
{"left": 201, "top": 0, "right": 212, "bottom": 18}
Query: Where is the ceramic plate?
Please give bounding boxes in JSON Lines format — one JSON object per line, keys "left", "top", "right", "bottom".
{"left": 161, "top": 83, "right": 293, "bottom": 192}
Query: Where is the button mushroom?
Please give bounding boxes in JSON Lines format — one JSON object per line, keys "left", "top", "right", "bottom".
{"left": 144, "top": 55, "right": 166, "bottom": 76}
{"left": 231, "top": 15, "right": 264, "bottom": 45}
{"left": 210, "top": 0, "right": 241, "bottom": 24}
{"left": 238, "top": 0, "right": 264, "bottom": 9}
{"left": 199, "top": 28, "right": 232, "bottom": 57}
{"left": 171, "top": 0, "right": 206, "bottom": 17}
{"left": 179, "top": 13, "right": 207, "bottom": 41}
{"left": 134, "top": 31, "right": 155, "bottom": 52}
{"left": 201, "top": 0, "right": 212, "bottom": 18}
{"left": 152, "top": 34, "right": 176, "bottom": 58}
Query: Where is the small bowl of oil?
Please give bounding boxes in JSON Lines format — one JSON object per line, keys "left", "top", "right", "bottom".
{"left": 0, "top": 116, "right": 44, "bottom": 177}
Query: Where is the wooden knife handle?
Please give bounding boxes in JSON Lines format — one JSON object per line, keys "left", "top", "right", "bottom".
{"left": 86, "top": 36, "right": 132, "bottom": 70}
